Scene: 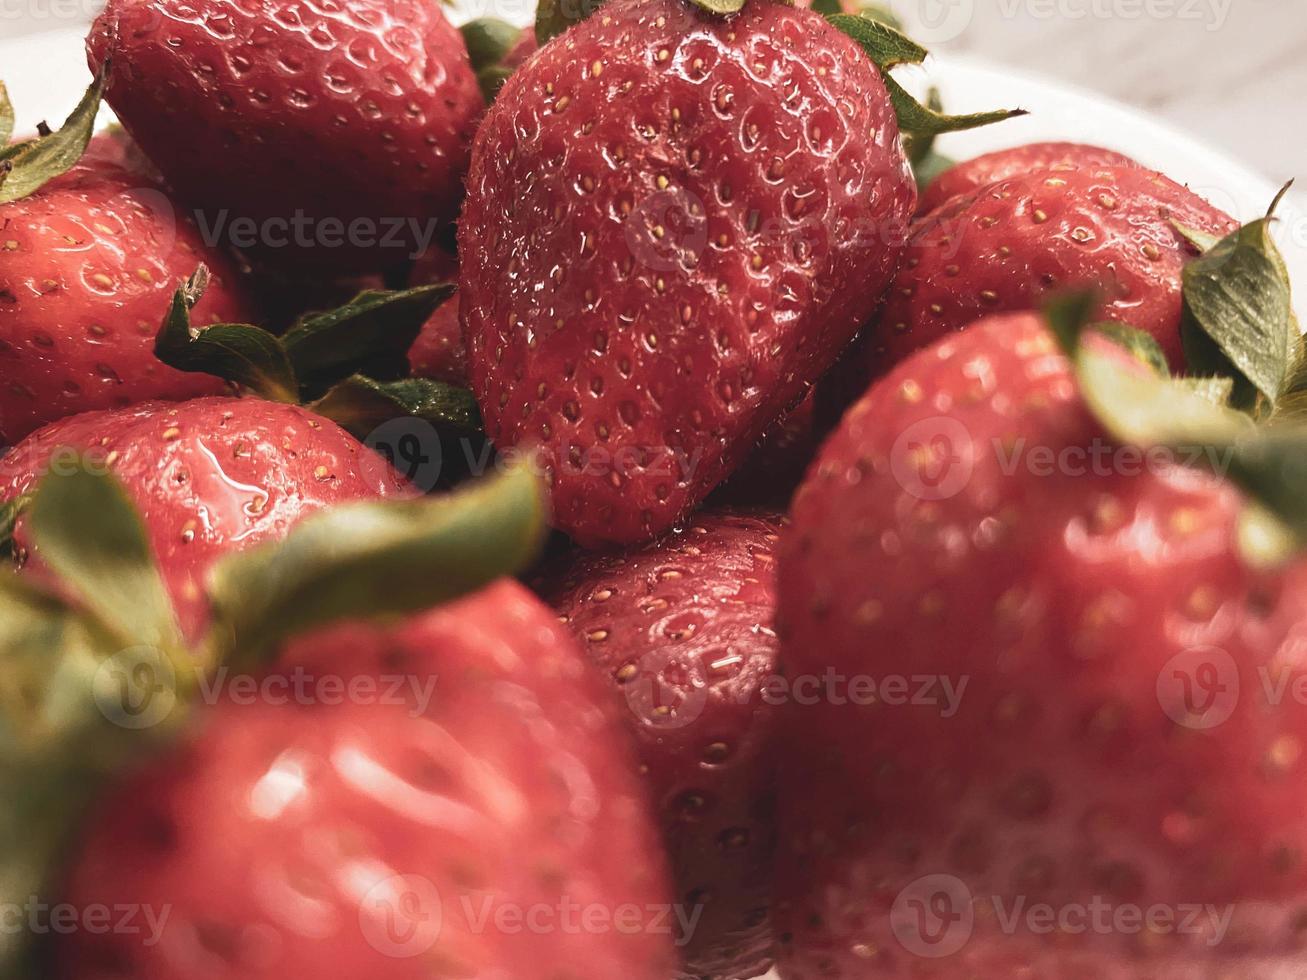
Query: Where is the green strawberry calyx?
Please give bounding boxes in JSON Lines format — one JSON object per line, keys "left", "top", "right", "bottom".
{"left": 1179, "top": 182, "right": 1300, "bottom": 418}
{"left": 0, "top": 68, "right": 106, "bottom": 205}
{"left": 0, "top": 457, "right": 547, "bottom": 975}
{"left": 461, "top": 18, "right": 530, "bottom": 102}
{"left": 155, "top": 266, "right": 481, "bottom": 439}
{"left": 1047, "top": 291, "right": 1307, "bottom": 557}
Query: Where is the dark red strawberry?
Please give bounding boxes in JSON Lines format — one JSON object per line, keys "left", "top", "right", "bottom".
{"left": 715, "top": 392, "right": 820, "bottom": 508}
{"left": 55, "top": 579, "right": 679, "bottom": 980}
{"left": 540, "top": 510, "right": 784, "bottom": 979}
{"left": 405, "top": 250, "right": 467, "bottom": 386}
{"left": 918, "top": 142, "right": 1138, "bottom": 213}
{"left": 86, "top": 0, "right": 484, "bottom": 274}
{"left": 459, "top": 0, "right": 919, "bottom": 547}
{"left": 775, "top": 310, "right": 1307, "bottom": 978}
{"left": 0, "top": 397, "right": 413, "bottom": 639}
{"left": 866, "top": 165, "right": 1237, "bottom": 380}
{"left": 0, "top": 151, "right": 257, "bottom": 445}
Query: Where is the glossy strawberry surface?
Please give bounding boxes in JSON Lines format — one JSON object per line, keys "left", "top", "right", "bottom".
{"left": 775, "top": 312, "right": 1307, "bottom": 978}
{"left": 87, "top": 0, "right": 484, "bottom": 274}
{"left": 407, "top": 293, "right": 467, "bottom": 387}
{"left": 460, "top": 0, "right": 916, "bottom": 547}
{"left": 541, "top": 511, "right": 784, "bottom": 979}
{"left": 0, "top": 397, "right": 413, "bottom": 639}
{"left": 867, "top": 164, "right": 1237, "bottom": 381}
{"left": 56, "top": 581, "right": 678, "bottom": 980}
{"left": 918, "top": 142, "right": 1138, "bottom": 213}
{"left": 0, "top": 155, "right": 256, "bottom": 445}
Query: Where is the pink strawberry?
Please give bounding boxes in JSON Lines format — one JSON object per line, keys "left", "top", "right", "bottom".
{"left": 775, "top": 310, "right": 1307, "bottom": 978}
{"left": 918, "top": 141, "right": 1138, "bottom": 213}
{"left": 86, "top": 0, "right": 484, "bottom": 274}
{"left": 459, "top": 0, "right": 918, "bottom": 547}
{"left": 1, "top": 397, "right": 413, "bottom": 639}
{"left": 56, "top": 580, "right": 679, "bottom": 979}
{"left": 540, "top": 511, "right": 784, "bottom": 979}
{"left": 0, "top": 150, "right": 257, "bottom": 445}
{"left": 866, "top": 165, "right": 1237, "bottom": 380}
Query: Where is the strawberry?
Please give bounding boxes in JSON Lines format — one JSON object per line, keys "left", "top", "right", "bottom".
{"left": 866, "top": 165, "right": 1238, "bottom": 380}
{"left": 0, "top": 397, "right": 413, "bottom": 640}
{"left": 774, "top": 309, "right": 1307, "bottom": 977}
{"left": 714, "top": 392, "right": 821, "bottom": 508}
{"left": 407, "top": 293, "right": 468, "bottom": 387}
{"left": 918, "top": 141, "right": 1138, "bottom": 213}
{"left": 459, "top": 0, "right": 926, "bottom": 547}
{"left": 0, "top": 143, "right": 257, "bottom": 445}
{"left": 540, "top": 510, "right": 784, "bottom": 979}
{"left": 55, "top": 579, "right": 679, "bottom": 980}
{"left": 86, "top": 0, "right": 484, "bottom": 275}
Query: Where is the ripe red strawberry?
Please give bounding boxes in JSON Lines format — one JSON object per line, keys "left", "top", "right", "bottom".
{"left": 55, "top": 580, "right": 679, "bottom": 979}
{"left": 866, "top": 165, "right": 1237, "bottom": 380}
{"left": 715, "top": 392, "right": 820, "bottom": 508}
{"left": 0, "top": 397, "right": 413, "bottom": 639}
{"left": 86, "top": 0, "right": 484, "bottom": 274}
{"left": 918, "top": 141, "right": 1137, "bottom": 213}
{"left": 405, "top": 250, "right": 467, "bottom": 386}
{"left": 407, "top": 293, "right": 468, "bottom": 386}
{"left": 775, "top": 310, "right": 1307, "bottom": 978}
{"left": 459, "top": 0, "right": 917, "bottom": 547}
{"left": 0, "top": 152, "right": 257, "bottom": 445}
{"left": 540, "top": 511, "right": 784, "bottom": 979}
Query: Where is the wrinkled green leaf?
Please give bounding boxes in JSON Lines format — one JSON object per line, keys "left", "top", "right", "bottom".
{"left": 154, "top": 266, "right": 299, "bottom": 403}
{"left": 1181, "top": 191, "right": 1295, "bottom": 413}
{"left": 281, "top": 284, "right": 452, "bottom": 398}
{"left": 206, "top": 460, "right": 549, "bottom": 668}
{"left": 882, "top": 72, "right": 1028, "bottom": 137}
{"left": 311, "top": 375, "right": 482, "bottom": 440}
{"left": 27, "top": 464, "right": 181, "bottom": 652}
{"left": 0, "top": 495, "right": 26, "bottom": 562}
{"left": 826, "top": 13, "right": 927, "bottom": 67}
{"left": 687, "top": 0, "right": 745, "bottom": 12}
{"left": 0, "top": 68, "right": 103, "bottom": 204}
{"left": 536, "top": 0, "right": 606, "bottom": 45}
{"left": 0, "top": 83, "right": 13, "bottom": 147}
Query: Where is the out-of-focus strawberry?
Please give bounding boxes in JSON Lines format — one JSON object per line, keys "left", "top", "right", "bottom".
{"left": 0, "top": 397, "right": 413, "bottom": 639}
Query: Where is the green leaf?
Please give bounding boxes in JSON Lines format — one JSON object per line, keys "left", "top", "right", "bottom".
{"left": 882, "top": 72, "right": 1028, "bottom": 137}
{"left": 27, "top": 462, "right": 182, "bottom": 652}
{"left": 461, "top": 18, "right": 527, "bottom": 102}
{"left": 810, "top": 0, "right": 842, "bottom": 13}
{"left": 0, "top": 494, "right": 26, "bottom": 562}
{"left": 0, "top": 82, "right": 13, "bottom": 147}
{"left": 687, "top": 0, "right": 745, "bottom": 12}
{"left": 1173, "top": 222, "right": 1222, "bottom": 254}
{"left": 826, "top": 13, "right": 927, "bottom": 68}
{"left": 1180, "top": 187, "right": 1295, "bottom": 414}
{"left": 536, "top": 0, "right": 606, "bottom": 45}
{"left": 281, "top": 284, "right": 452, "bottom": 398}
{"left": 310, "top": 375, "right": 483, "bottom": 439}
{"left": 0, "top": 67, "right": 104, "bottom": 204}
{"left": 205, "top": 459, "right": 549, "bottom": 669}
{"left": 904, "top": 87, "right": 943, "bottom": 167}
{"left": 857, "top": 2, "right": 904, "bottom": 29}
{"left": 154, "top": 266, "right": 299, "bottom": 403}
{"left": 1047, "top": 297, "right": 1307, "bottom": 549}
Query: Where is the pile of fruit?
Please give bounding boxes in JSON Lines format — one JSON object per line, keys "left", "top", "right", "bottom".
{"left": 2, "top": 0, "right": 1305, "bottom": 977}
